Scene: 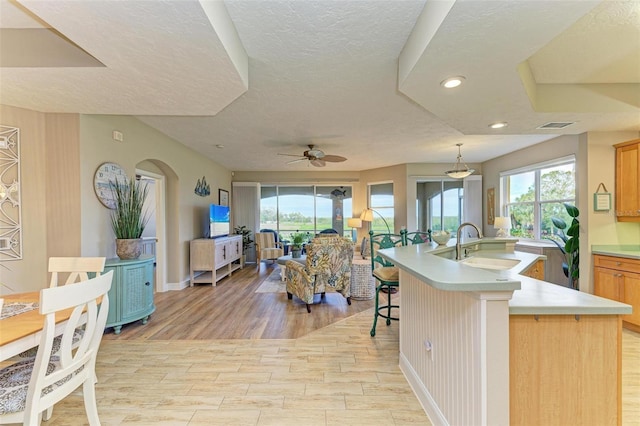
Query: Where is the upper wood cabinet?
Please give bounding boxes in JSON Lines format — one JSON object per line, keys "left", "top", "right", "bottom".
{"left": 615, "top": 139, "right": 640, "bottom": 222}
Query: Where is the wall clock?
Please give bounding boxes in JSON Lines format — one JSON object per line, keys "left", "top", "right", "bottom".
{"left": 94, "top": 162, "right": 128, "bottom": 209}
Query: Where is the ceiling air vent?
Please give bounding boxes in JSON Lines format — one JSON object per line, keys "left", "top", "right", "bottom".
{"left": 537, "top": 122, "right": 575, "bottom": 129}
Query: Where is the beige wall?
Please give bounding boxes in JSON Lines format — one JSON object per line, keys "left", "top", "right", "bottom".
{"left": 0, "top": 105, "right": 231, "bottom": 292}
{"left": 79, "top": 114, "right": 231, "bottom": 285}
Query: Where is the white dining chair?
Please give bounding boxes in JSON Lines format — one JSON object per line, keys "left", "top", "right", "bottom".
{"left": 15, "top": 257, "right": 107, "bottom": 421}
{"left": 48, "top": 257, "right": 106, "bottom": 288}
{"left": 19, "top": 257, "right": 106, "bottom": 356}
{"left": 0, "top": 270, "right": 113, "bottom": 425}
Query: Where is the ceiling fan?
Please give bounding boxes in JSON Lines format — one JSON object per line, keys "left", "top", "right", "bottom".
{"left": 278, "top": 144, "right": 347, "bottom": 167}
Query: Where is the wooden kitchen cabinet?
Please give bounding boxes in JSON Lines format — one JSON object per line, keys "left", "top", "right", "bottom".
{"left": 515, "top": 242, "right": 566, "bottom": 285}
{"left": 521, "top": 259, "right": 545, "bottom": 280}
{"left": 594, "top": 254, "right": 640, "bottom": 331}
{"left": 614, "top": 139, "right": 640, "bottom": 222}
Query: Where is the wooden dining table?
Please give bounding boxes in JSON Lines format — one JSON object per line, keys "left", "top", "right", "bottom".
{"left": 0, "top": 291, "right": 78, "bottom": 361}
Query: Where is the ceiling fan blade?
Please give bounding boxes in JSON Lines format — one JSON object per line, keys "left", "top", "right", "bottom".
{"left": 286, "top": 158, "right": 308, "bottom": 164}
{"left": 310, "top": 159, "right": 326, "bottom": 167}
{"left": 322, "top": 155, "right": 347, "bottom": 162}
{"left": 278, "top": 153, "right": 306, "bottom": 157}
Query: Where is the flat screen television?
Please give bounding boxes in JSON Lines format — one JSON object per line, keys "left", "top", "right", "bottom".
{"left": 210, "top": 204, "right": 230, "bottom": 238}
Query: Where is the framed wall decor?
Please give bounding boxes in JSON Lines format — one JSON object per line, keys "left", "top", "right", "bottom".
{"left": 487, "top": 187, "right": 495, "bottom": 225}
{"left": 219, "top": 188, "right": 229, "bottom": 206}
{"left": 0, "top": 125, "right": 22, "bottom": 260}
{"left": 593, "top": 182, "right": 611, "bottom": 212}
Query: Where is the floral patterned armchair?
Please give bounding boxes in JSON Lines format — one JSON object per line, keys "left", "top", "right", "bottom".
{"left": 285, "top": 236, "right": 354, "bottom": 312}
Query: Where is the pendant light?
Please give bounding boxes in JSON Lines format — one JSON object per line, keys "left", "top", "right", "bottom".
{"left": 445, "top": 143, "right": 475, "bottom": 179}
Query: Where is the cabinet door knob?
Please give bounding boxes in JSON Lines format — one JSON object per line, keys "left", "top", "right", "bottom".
{"left": 616, "top": 262, "right": 622, "bottom": 266}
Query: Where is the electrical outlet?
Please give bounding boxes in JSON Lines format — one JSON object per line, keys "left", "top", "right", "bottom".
{"left": 112, "top": 130, "right": 124, "bottom": 142}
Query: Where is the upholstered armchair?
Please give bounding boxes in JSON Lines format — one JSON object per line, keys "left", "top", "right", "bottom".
{"left": 255, "top": 231, "right": 284, "bottom": 263}
{"left": 285, "top": 237, "right": 354, "bottom": 312}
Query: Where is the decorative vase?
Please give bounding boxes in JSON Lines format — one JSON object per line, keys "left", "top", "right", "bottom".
{"left": 291, "top": 248, "right": 302, "bottom": 259}
{"left": 116, "top": 238, "right": 142, "bottom": 260}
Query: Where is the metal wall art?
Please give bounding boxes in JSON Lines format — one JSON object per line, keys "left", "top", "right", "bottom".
{"left": 194, "top": 176, "right": 210, "bottom": 197}
{"left": 0, "top": 125, "right": 22, "bottom": 260}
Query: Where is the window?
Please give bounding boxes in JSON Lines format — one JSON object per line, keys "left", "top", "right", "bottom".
{"left": 501, "top": 156, "right": 575, "bottom": 240}
{"left": 259, "top": 185, "right": 352, "bottom": 240}
{"left": 417, "top": 180, "right": 464, "bottom": 232}
{"left": 368, "top": 183, "right": 394, "bottom": 233}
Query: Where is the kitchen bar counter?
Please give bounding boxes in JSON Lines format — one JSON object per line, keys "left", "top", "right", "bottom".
{"left": 378, "top": 238, "right": 630, "bottom": 426}
{"left": 380, "top": 239, "right": 631, "bottom": 315}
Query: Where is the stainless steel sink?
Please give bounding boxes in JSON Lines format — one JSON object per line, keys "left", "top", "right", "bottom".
{"left": 459, "top": 256, "right": 520, "bottom": 270}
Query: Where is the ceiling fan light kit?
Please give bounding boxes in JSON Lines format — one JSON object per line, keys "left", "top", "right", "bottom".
{"left": 278, "top": 144, "right": 346, "bottom": 167}
{"left": 445, "top": 143, "right": 475, "bottom": 179}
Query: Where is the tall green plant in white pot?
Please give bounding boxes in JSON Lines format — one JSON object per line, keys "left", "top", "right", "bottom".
{"left": 110, "top": 177, "right": 150, "bottom": 260}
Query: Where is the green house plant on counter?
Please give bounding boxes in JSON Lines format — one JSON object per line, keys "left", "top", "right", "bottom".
{"left": 110, "top": 177, "right": 150, "bottom": 260}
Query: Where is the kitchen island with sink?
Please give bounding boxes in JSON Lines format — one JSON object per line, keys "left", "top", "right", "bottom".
{"left": 379, "top": 237, "right": 631, "bottom": 426}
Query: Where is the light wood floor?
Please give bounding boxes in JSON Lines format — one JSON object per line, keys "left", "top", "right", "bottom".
{"left": 9, "top": 263, "right": 640, "bottom": 425}
{"left": 103, "top": 262, "right": 377, "bottom": 340}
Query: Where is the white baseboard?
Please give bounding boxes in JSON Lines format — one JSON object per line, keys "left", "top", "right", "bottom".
{"left": 165, "top": 278, "right": 190, "bottom": 291}
{"left": 399, "top": 352, "right": 448, "bottom": 426}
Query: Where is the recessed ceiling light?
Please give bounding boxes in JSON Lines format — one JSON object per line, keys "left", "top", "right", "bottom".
{"left": 440, "top": 76, "right": 465, "bottom": 89}
{"left": 216, "top": 144, "right": 224, "bottom": 149}
{"left": 489, "top": 122, "right": 508, "bottom": 129}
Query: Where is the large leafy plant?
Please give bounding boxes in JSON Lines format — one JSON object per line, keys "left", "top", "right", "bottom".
{"left": 110, "top": 177, "right": 150, "bottom": 239}
{"left": 547, "top": 203, "right": 579, "bottom": 290}
{"left": 234, "top": 225, "right": 253, "bottom": 254}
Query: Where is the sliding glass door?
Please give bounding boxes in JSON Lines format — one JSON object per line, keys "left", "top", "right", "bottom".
{"left": 417, "top": 179, "right": 464, "bottom": 233}
{"left": 259, "top": 185, "right": 352, "bottom": 241}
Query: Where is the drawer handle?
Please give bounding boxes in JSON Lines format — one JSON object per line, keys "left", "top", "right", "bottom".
{"left": 145, "top": 281, "right": 151, "bottom": 286}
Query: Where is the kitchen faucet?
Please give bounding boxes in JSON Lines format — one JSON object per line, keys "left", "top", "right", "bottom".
{"left": 456, "top": 222, "right": 483, "bottom": 260}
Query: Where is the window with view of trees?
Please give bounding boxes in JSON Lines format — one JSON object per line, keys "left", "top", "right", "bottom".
{"left": 259, "top": 185, "right": 352, "bottom": 241}
{"left": 417, "top": 180, "right": 464, "bottom": 233}
{"left": 501, "top": 156, "right": 575, "bottom": 241}
{"left": 368, "top": 183, "right": 394, "bottom": 233}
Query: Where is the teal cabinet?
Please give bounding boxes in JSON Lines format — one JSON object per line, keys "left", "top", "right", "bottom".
{"left": 104, "top": 255, "right": 155, "bottom": 334}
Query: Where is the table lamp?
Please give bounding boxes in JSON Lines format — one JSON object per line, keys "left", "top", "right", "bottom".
{"left": 494, "top": 216, "right": 512, "bottom": 237}
{"left": 347, "top": 218, "right": 362, "bottom": 242}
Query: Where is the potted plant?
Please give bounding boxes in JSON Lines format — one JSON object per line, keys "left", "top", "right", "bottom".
{"left": 546, "top": 203, "right": 580, "bottom": 290}
{"left": 110, "top": 177, "right": 150, "bottom": 260}
{"left": 290, "top": 232, "right": 306, "bottom": 258}
{"left": 233, "top": 225, "right": 253, "bottom": 265}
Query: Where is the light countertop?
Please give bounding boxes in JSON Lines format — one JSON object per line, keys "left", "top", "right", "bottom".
{"left": 592, "top": 245, "right": 640, "bottom": 260}
{"left": 379, "top": 238, "right": 631, "bottom": 316}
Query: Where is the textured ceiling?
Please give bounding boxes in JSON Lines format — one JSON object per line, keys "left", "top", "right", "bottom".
{"left": 1, "top": 0, "right": 638, "bottom": 172}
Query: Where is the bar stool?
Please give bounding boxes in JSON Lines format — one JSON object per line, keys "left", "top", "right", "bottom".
{"left": 369, "top": 230, "right": 404, "bottom": 337}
